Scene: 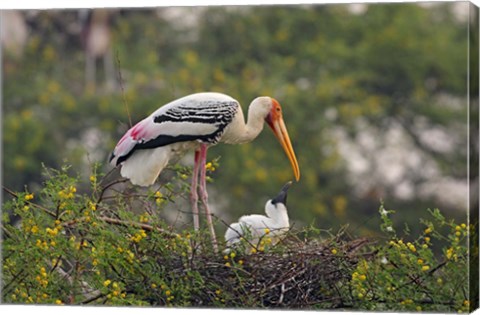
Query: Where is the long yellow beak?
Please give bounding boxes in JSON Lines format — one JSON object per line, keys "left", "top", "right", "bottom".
{"left": 266, "top": 100, "right": 300, "bottom": 181}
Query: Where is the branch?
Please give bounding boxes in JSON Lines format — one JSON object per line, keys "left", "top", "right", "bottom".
{"left": 2, "top": 185, "right": 56, "bottom": 217}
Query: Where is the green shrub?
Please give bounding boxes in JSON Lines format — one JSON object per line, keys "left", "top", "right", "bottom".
{"left": 1, "top": 164, "right": 475, "bottom": 311}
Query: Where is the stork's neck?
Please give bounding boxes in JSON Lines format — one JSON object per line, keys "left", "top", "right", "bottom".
{"left": 243, "top": 104, "right": 268, "bottom": 142}
{"left": 265, "top": 202, "right": 290, "bottom": 228}
{"left": 224, "top": 97, "right": 271, "bottom": 144}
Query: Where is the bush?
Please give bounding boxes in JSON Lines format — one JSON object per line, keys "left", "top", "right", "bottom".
{"left": 1, "top": 164, "right": 475, "bottom": 312}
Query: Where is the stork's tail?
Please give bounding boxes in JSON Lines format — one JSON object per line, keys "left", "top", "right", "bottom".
{"left": 119, "top": 147, "right": 170, "bottom": 186}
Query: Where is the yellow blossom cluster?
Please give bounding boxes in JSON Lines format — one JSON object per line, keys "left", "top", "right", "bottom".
{"left": 130, "top": 229, "right": 148, "bottom": 243}
{"left": 103, "top": 280, "right": 126, "bottom": 299}
{"left": 205, "top": 162, "right": 216, "bottom": 172}
{"left": 350, "top": 260, "right": 369, "bottom": 300}
{"left": 389, "top": 239, "right": 417, "bottom": 252}
{"left": 446, "top": 247, "right": 458, "bottom": 261}
{"left": 88, "top": 201, "right": 97, "bottom": 211}
{"left": 35, "top": 267, "right": 49, "bottom": 288}
{"left": 58, "top": 185, "right": 77, "bottom": 200}
{"left": 454, "top": 223, "right": 468, "bottom": 239}
{"left": 154, "top": 191, "right": 164, "bottom": 206}
{"left": 36, "top": 239, "right": 49, "bottom": 250}
{"left": 139, "top": 212, "right": 149, "bottom": 223}
{"left": 214, "top": 288, "right": 225, "bottom": 302}
{"left": 46, "top": 227, "right": 59, "bottom": 237}
{"left": 25, "top": 193, "right": 34, "bottom": 201}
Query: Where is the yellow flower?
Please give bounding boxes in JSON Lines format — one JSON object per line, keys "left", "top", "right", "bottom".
{"left": 461, "top": 223, "right": 467, "bottom": 229}
{"left": 424, "top": 237, "right": 430, "bottom": 243}
{"left": 331, "top": 248, "right": 338, "bottom": 255}
{"left": 264, "top": 228, "right": 270, "bottom": 235}
{"left": 165, "top": 290, "right": 171, "bottom": 296}
{"left": 215, "top": 289, "right": 221, "bottom": 295}
{"left": 455, "top": 225, "right": 461, "bottom": 231}
{"left": 46, "top": 227, "right": 59, "bottom": 236}
{"left": 424, "top": 227, "right": 432, "bottom": 234}
{"left": 155, "top": 191, "right": 163, "bottom": 198}
{"left": 225, "top": 262, "right": 231, "bottom": 267}
{"left": 446, "top": 247, "right": 454, "bottom": 259}
{"left": 358, "top": 274, "right": 366, "bottom": 281}
{"left": 417, "top": 259, "right": 424, "bottom": 265}
{"left": 25, "top": 193, "right": 34, "bottom": 201}
{"left": 230, "top": 252, "right": 236, "bottom": 258}
{"left": 421, "top": 265, "right": 430, "bottom": 271}
{"left": 238, "top": 260, "right": 244, "bottom": 265}
{"left": 151, "top": 283, "right": 157, "bottom": 289}
{"left": 205, "top": 162, "right": 215, "bottom": 172}
{"left": 30, "top": 226, "right": 39, "bottom": 234}
{"left": 55, "top": 299, "right": 63, "bottom": 305}
{"left": 89, "top": 175, "right": 96, "bottom": 183}
{"left": 104, "top": 279, "right": 112, "bottom": 287}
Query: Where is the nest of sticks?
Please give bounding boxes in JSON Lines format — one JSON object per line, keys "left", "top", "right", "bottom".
{"left": 154, "top": 232, "right": 377, "bottom": 309}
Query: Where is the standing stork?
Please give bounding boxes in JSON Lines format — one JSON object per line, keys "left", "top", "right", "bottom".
{"left": 109, "top": 92, "right": 300, "bottom": 251}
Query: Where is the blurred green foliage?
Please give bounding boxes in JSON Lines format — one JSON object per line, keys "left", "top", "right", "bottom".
{"left": 3, "top": 3, "right": 470, "bottom": 235}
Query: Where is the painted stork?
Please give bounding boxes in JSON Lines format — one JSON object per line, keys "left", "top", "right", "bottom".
{"left": 224, "top": 181, "right": 292, "bottom": 253}
{"left": 109, "top": 92, "right": 300, "bottom": 251}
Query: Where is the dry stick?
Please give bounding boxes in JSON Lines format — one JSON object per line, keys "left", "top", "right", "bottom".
{"left": 95, "top": 178, "right": 129, "bottom": 204}
{"left": 115, "top": 49, "right": 132, "bottom": 128}
{"left": 60, "top": 215, "right": 177, "bottom": 238}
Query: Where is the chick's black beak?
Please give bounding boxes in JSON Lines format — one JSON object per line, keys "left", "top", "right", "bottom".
{"left": 271, "top": 181, "right": 293, "bottom": 206}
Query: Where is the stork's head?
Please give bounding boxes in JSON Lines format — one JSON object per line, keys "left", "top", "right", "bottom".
{"left": 271, "top": 181, "right": 292, "bottom": 206}
{"left": 255, "top": 97, "right": 300, "bottom": 181}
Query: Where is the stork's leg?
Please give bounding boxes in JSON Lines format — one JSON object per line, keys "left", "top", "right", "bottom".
{"left": 190, "top": 150, "right": 201, "bottom": 231}
{"left": 198, "top": 144, "right": 218, "bottom": 252}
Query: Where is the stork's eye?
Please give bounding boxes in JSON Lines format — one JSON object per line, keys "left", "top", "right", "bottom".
{"left": 276, "top": 107, "right": 281, "bottom": 112}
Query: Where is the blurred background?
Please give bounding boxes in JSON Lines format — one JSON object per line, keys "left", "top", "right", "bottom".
{"left": 1, "top": 2, "right": 474, "bottom": 237}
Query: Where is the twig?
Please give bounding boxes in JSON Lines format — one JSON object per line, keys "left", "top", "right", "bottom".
{"left": 98, "top": 216, "right": 179, "bottom": 238}
{"left": 2, "top": 185, "right": 56, "bottom": 217}
{"left": 115, "top": 49, "right": 132, "bottom": 128}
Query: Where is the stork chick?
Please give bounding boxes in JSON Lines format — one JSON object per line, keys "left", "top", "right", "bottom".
{"left": 224, "top": 181, "right": 292, "bottom": 253}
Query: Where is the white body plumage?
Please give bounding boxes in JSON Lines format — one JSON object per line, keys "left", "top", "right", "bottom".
{"left": 224, "top": 182, "right": 292, "bottom": 252}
